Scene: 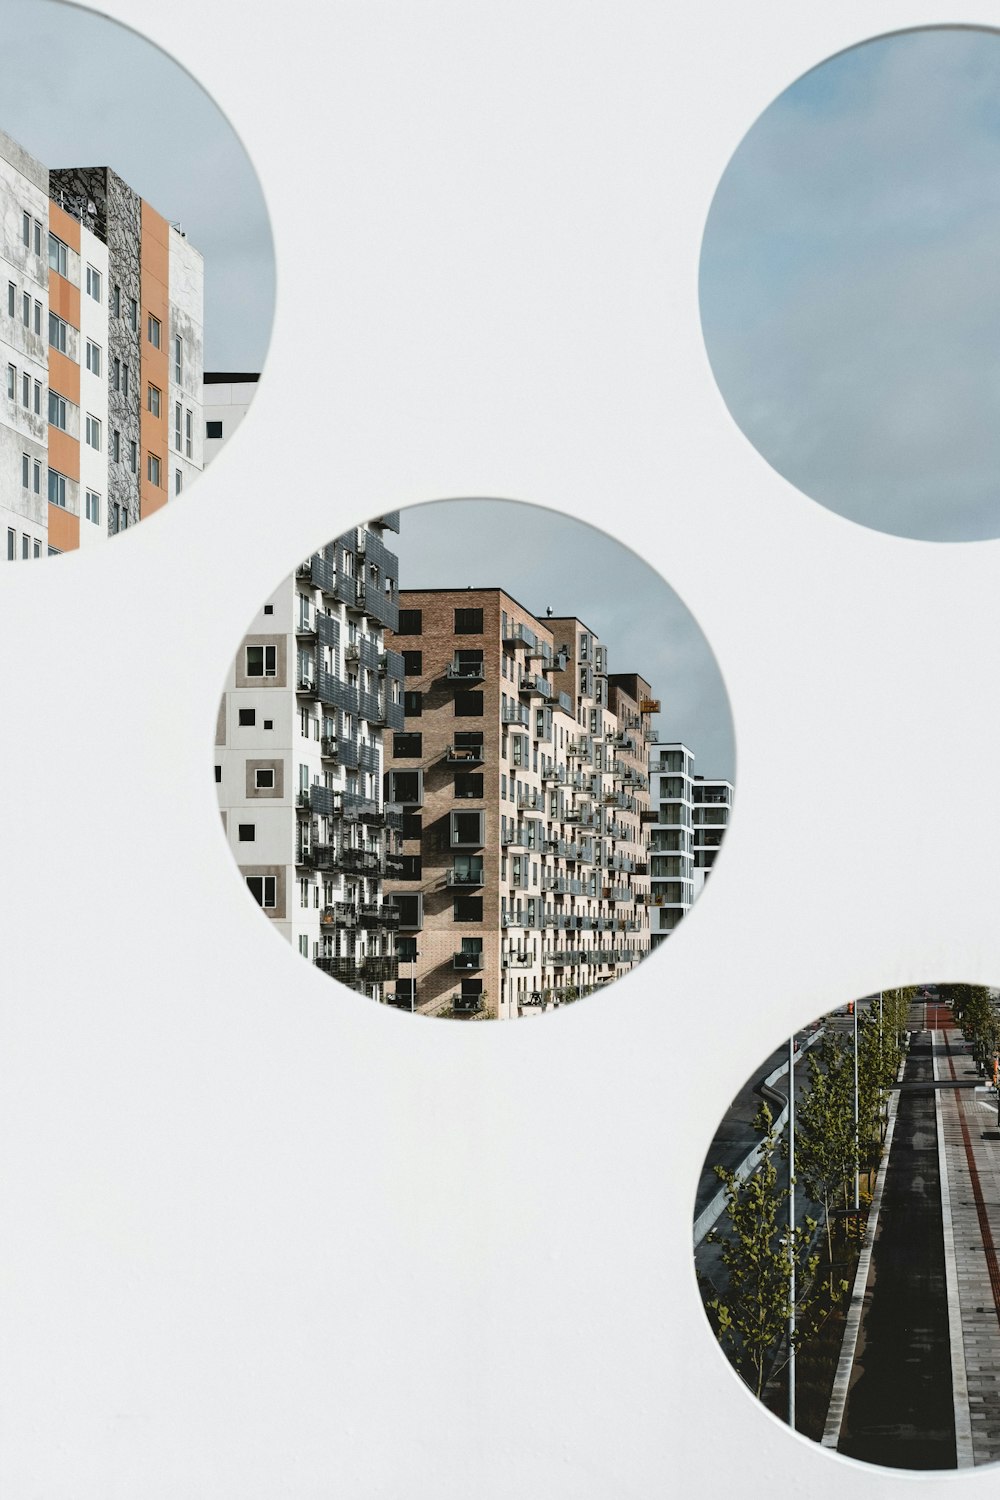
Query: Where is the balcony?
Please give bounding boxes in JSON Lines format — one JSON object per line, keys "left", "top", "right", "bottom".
{"left": 517, "top": 790, "right": 546, "bottom": 814}
{"left": 298, "top": 554, "right": 336, "bottom": 594}
{"left": 447, "top": 659, "right": 486, "bottom": 682}
{"left": 541, "top": 764, "right": 566, "bottom": 784}
{"left": 453, "top": 950, "right": 484, "bottom": 971}
{"left": 370, "top": 510, "right": 400, "bottom": 532}
{"left": 360, "top": 955, "right": 399, "bottom": 983}
{"left": 296, "top": 671, "right": 318, "bottom": 697}
{"left": 380, "top": 648, "right": 405, "bottom": 680}
{"left": 447, "top": 866, "right": 485, "bottom": 887}
{"left": 358, "top": 689, "right": 382, "bottom": 724}
{"left": 445, "top": 742, "right": 484, "bottom": 765}
{"left": 503, "top": 621, "right": 536, "bottom": 650}
{"left": 502, "top": 702, "right": 529, "bottom": 727}
{"left": 504, "top": 950, "right": 534, "bottom": 968}
{"left": 385, "top": 991, "right": 414, "bottom": 1009}
{"left": 339, "top": 847, "right": 382, "bottom": 874}
{"left": 320, "top": 902, "right": 357, "bottom": 928}
{"left": 518, "top": 672, "right": 553, "bottom": 699}
{"left": 357, "top": 742, "right": 380, "bottom": 775}
{"left": 639, "top": 697, "right": 661, "bottom": 714}
{"left": 320, "top": 735, "right": 340, "bottom": 760}
{"left": 315, "top": 954, "right": 358, "bottom": 982}
{"left": 452, "top": 992, "right": 485, "bottom": 1016}
{"left": 316, "top": 669, "right": 359, "bottom": 717}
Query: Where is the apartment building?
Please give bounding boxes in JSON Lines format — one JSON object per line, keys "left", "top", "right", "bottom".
{"left": 383, "top": 592, "right": 656, "bottom": 1019}
{"left": 215, "top": 517, "right": 406, "bottom": 1001}
{"left": 1, "top": 124, "right": 203, "bottom": 559}
{"left": 203, "top": 371, "right": 258, "bottom": 466}
{"left": 647, "top": 744, "right": 733, "bottom": 947}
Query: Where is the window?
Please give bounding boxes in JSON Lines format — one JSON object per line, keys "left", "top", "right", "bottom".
{"left": 121, "top": 508, "right": 128, "bottom": 530}
{"left": 86, "top": 265, "right": 101, "bottom": 302}
{"left": 129, "top": 439, "right": 137, "bottom": 473}
{"left": 397, "top": 609, "right": 422, "bottom": 634}
{"left": 455, "top": 607, "right": 483, "bottom": 634}
{"left": 5, "top": 365, "right": 12, "bottom": 400}
{"left": 402, "top": 650, "right": 422, "bottom": 675}
{"left": 389, "top": 770, "right": 423, "bottom": 806}
{"left": 48, "top": 391, "right": 68, "bottom": 429}
{"left": 263, "top": 719, "right": 273, "bottom": 730}
{"left": 206, "top": 419, "right": 223, "bottom": 439}
{"left": 263, "top": 605, "right": 274, "bottom": 615}
{"left": 173, "top": 334, "right": 183, "bottom": 382}
{"left": 393, "top": 732, "right": 423, "bottom": 757}
{"left": 129, "top": 297, "right": 138, "bottom": 332}
{"left": 147, "top": 384, "right": 161, "bottom": 417}
{"left": 48, "top": 312, "right": 67, "bottom": 353}
{"left": 246, "top": 645, "right": 277, "bottom": 678}
{"left": 454, "top": 772, "right": 483, "bottom": 799}
{"left": 86, "top": 340, "right": 101, "bottom": 376}
{"left": 401, "top": 812, "right": 422, "bottom": 840}
{"left": 111, "top": 430, "right": 120, "bottom": 463}
{"left": 48, "top": 471, "right": 67, "bottom": 508}
{"left": 85, "top": 490, "right": 100, "bottom": 525}
{"left": 451, "top": 810, "right": 485, "bottom": 847}
{"left": 238, "top": 709, "right": 256, "bottom": 727}
{"left": 455, "top": 691, "right": 484, "bottom": 716}
{"left": 246, "top": 876, "right": 276, "bottom": 908}
{"left": 112, "top": 356, "right": 120, "bottom": 391}
{"left": 33, "top": 380, "right": 40, "bottom": 415}
{"left": 21, "top": 212, "right": 29, "bottom": 247}
{"left": 174, "top": 402, "right": 182, "bottom": 449}
{"left": 33, "top": 220, "right": 41, "bottom": 256}
{"left": 21, "top": 534, "right": 29, "bottom": 559}
{"left": 6, "top": 528, "right": 13, "bottom": 560}
{"left": 175, "top": 470, "right": 183, "bottom": 495}
{"left": 33, "top": 300, "right": 40, "bottom": 335}
{"left": 185, "top": 409, "right": 192, "bottom": 457}
{"left": 453, "top": 895, "right": 483, "bottom": 922}
{"left": 21, "top": 372, "right": 28, "bottom": 408}
{"left": 48, "top": 234, "right": 68, "bottom": 277}
{"left": 20, "top": 454, "right": 29, "bottom": 488}
{"left": 86, "top": 414, "right": 101, "bottom": 451}
{"left": 147, "top": 453, "right": 161, "bottom": 486}
{"left": 147, "top": 313, "right": 160, "bottom": 347}
{"left": 214, "top": 765, "right": 222, "bottom": 783}
{"left": 32, "top": 460, "right": 40, "bottom": 494}
{"left": 254, "top": 768, "right": 275, "bottom": 789}
{"left": 122, "top": 363, "right": 129, "bottom": 397}
{"left": 398, "top": 855, "right": 422, "bottom": 880}
{"left": 111, "top": 284, "right": 120, "bottom": 318}
{"left": 111, "top": 502, "right": 120, "bottom": 533}
{"left": 403, "top": 691, "right": 422, "bottom": 717}
{"left": 6, "top": 283, "right": 13, "bottom": 317}
{"left": 22, "top": 292, "right": 29, "bottom": 327}
{"left": 238, "top": 825, "right": 255, "bottom": 842}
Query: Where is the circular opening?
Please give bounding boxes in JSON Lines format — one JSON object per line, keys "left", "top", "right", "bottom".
{"left": 214, "top": 497, "right": 735, "bottom": 1019}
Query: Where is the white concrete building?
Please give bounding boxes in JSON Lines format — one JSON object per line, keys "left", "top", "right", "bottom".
{"left": 647, "top": 744, "right": 733, "bottom": 946}
{"left": 692, "top": 775, "right": 734, "bottom": 898}
{"left": 215, "top": 514, "right": 406, "bottom": 1002}
{"left": 202, "top": 372, "right": 258, "bottom": 466}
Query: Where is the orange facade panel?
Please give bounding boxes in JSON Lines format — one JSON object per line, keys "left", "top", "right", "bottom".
{"left": 140, "top": 198, "right": 169, "bottom": 521}
{"left": 48, "top": 503, "right": 80, "bottom": 553}
{"left": 48, "top": 427, "right": 80, "bottom": 482}
{"left": 49, "top": 271, "right": 80, "bottom": 331}
{"left": 48, "top": 348, "right": 80, "bottom": 405}
{"left": 48, "top": 201, "right": 81, "bottom": 253}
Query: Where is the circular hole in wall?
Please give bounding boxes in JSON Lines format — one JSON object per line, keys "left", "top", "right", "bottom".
{"left": 0, "top": 0, "right": 274, "bottom": 562}
{"left": 695, "top": 983, "right": 1000, "bottom": 1470}
{"left": 700, "top": 27, "right": 1000, "bottom": 542}
{"left": 214, "top": 497, "right": 735, "bottom": 1019}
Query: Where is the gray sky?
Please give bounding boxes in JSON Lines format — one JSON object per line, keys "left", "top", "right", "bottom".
{"left": 2, "top": 0, "right": 273, "bottom": 371}
{"left": 700, "top": 27, "right": 1000, "bottom": 542}
{"left": 391, "top": 498, "right": 736, "bottom": 780}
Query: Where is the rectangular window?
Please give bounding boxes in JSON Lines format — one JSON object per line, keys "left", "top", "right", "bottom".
{"left": 147, "top": 453, "right": 161, "bottom": 486}
{"left": 85, "top": 340, "right": 101, "bottom": 376}
{"left": 32, "top": 460, "right": 40, "bottom": 494}
{"left": 6, "top": 282, "right": 14, "bottom": 317}
{"left": 238, "top": 824, "right": 255, "bottom": 842}
{"left": 389, "top": 769, "right": 423, "bottom": 806}
{"left": 47, "top": 470, "right": 67, "bottom": 508}
{"left": 122, "top": 362, "right": 129, "bottom": 397}
{"left": 33, "top": 300, "right": 40, "bottom": 335}
{"left": 85, "top": 490, "right": 100, "bottom": 525}
{"left": 402, "top": 650, "right": 422, "bottom": 675}
{"left": 48, "top": 391, "right": 67, "bottom": 429}
{"left": 147, "top": 313, "right": 160, "bottom": 347}
{"left": 206, "top": 419, "right": 223, "bottom": 439}
{"left": 6, "top": 528, "right": 14, "bottom": 560}
{"left": 454, "top": 691, "right": 484, "bottom": 716}
{"left": 185, "top": 408, "right": 192, "bottom": 457}
{"left": 111, "top": 429, "right": 120, "bottom": 463}
{"left": 129, "top": 439, "right": 137, "bottom": 473}
{"left": 48, "top": 233, "right": 68, "bottom": 277}
{"left": 34, "top": 220, "right": 41, "bottom": 256}
{"left": 112, "top": 356, "right": 120, "bottom": 392}
{"left": 451, "top": 810, "right": 485, "bottom": 847}
{"left": 21, "top": 534, "right": 29, "bottom": 560}
{"left": 453, "top": 895, "right": 483, "bottom": 923}
{"left": 254, "top": 768, "right": 275, "bottom": 789}
{"left": 86, "top": 414, "right": 101, "bottom": 451}
{"left": 32, "top": 539, "right": 40, "bottom": 559}
{"left": 174, "top": 402, "right": 182, "bottom": 449}
{"left": 33, "top": 380, "right": 40, "bottom": 415}
{"left": 393, "top": 732, "right": 423, "bottom": 757}
{"left": 175, "top": 469, "right": 183, "bottom": 495}
{"left": 173, "top": 334, "right": 183, "bottom": 382}
{"left": 238, "top": 708, "right": 256, "bottom": 726}
{"left": 20, "top": 454, "right": 28, "bottom": 488}
{"left": 403, "top": 690, "right": 422, "bottom": 717}
{"left": 86, "top": 265, "right": 101, "bottom": 302}
{"left": 454, "top": 607, "right": 484, "bottom": 634}
{"left": 22, "top": 212, "right": 29, "bottom": 247}
{"left": 397, "top": 609, "right": 422, "bottom": 635}
{"left": 147, "top": 384, "right": 161, "bottom": 417}
{"left": 246, "top": 876, "right": 276, "bottom": 908}
{"left": 48, "top": 312, "right": 67, "bottom": 353}
{"left": 129, "top": 298, "right": 138, "bottom": 332}
{"left": 21, "top": 372, "right": 29, "bottom": 408}
{"left": 246, "top": 645, "right": 277, "bottom": 678}
{"left": 454, "top": 772, "right": 484, "bottom": 799}
{"left": 111, "top": 284, "right": 120, "bottom": 318}
{"left": 6, "top": 364, "right": 13, "bottom": 399}
{"left": 22, "top": 292, "right": 29, "bottom": 327}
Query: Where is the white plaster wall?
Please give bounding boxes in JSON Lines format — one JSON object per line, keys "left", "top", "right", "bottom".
{"left": 78, "top": 227, "right": 109, "bottom": 548}
{"left": 168, "top": 227, "right": 203, "bottom": 497}
{"left": 0, "top": 131, "right": 47, "bottom": 557}
{"left": 202, "top": 379, "right": 257, "bottom": 466}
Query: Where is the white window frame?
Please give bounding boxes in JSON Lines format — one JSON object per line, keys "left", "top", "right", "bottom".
{"left": 47, "top": 233, "right": 68, "bottom": 277}
{"left": 48, "top": 470, "right": 67, "bottom": 509}
{"left": 254, "top": 768, "right": 275, "bottom": 789}
{"left": 147, "top": 452, "right": 161, "bottom": 486}
{"left": 86, "top": 265, "right": 101, "bottom": 302}
{"left": 246, "top": 645, "right": 277, "bottom": 679}
{"left": 48, "top": 390, "right": 67, "bottom": 429}
{"left": 85, "top": 414, "right": 101, "bottom": 451}
{"left": 85, "top": 340, "right": 102, "bottom": 376}
{"left": 48, "top": 312, "right": 68, "bottom": 354}
{"left": 85, "top": 489, "right": 100, "bottom": 525}
{"left": 147, "top": 313, "right": 161, "bottom": 348}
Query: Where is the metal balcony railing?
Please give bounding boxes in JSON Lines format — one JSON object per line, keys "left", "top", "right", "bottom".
{"left": 447, "top": 867, "right": 485, "bottom": 887}
{"left": 445, "top": 743, "right": 484, "bottom": 764}
{"left": 452, "top": 993, "right": 484, "bottom": 1016}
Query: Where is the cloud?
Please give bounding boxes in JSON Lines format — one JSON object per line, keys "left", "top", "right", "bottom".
{"left": 700, "top": 27, "right": 1000, "bottom": 540}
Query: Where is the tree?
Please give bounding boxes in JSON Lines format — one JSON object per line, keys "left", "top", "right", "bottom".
{"left": 705, "top": 1103, "right": 843, "bottom": 1401}
{"left": 793, "top": 1036, "right": 856, "bottom": 1291}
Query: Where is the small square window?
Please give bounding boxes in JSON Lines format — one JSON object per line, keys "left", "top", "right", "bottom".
{"left": 239, "top": 708, "right": 256, "bottom": 726}
{"left": 403, "top": 691, "right": 422, "bottom": 717}
{"left": 254, "top": 768, "right": 275, "bottom": 790}
{"left": 455, "top": 691, "right": 484, "bottom": 716}
{"left": 206, "top": 419, "right": 223, "bottom": 439}
{"left": 397, "top": 609, "right": 422, "bottom": 635}
{"left": 238, "top": 824, "right": 255, "bottom": 841}
{"left": 454, "top": 607, "right": 484, "bottom": 634}
{"left": 263, "top": 719, "right": 273, "bottom": 730}
{"left": 393, "top": 732, "right": 423, "bottom": 757}
{"left": 402, "top": 650, "right": 422, "bottom": 675}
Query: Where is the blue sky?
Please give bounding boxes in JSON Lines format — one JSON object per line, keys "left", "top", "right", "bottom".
{"left": 700, "top": 27, "right": 1000, "bottom": 542}
{"left": 1, "top": 0, "right": 274, "bottom": 371}
{"left": 394, "top": 498, "right": 736, "bottom": 780}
